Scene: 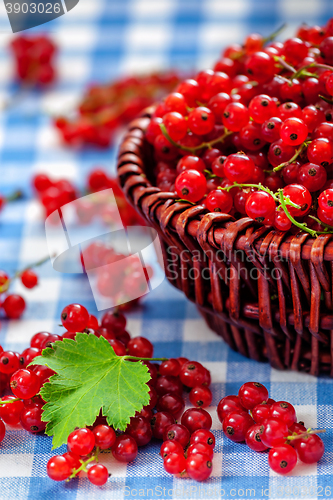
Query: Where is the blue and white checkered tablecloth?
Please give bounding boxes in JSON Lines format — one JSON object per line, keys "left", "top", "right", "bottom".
{"left": 0, "top": 0, "right": 332, "bottom": 499}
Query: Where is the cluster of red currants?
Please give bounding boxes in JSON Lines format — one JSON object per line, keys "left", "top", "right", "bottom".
{"left": 146, "top": 19, "right": 333, "bottom": 235}
{"left": 9, "top": 34, "right": 56, "bottom": 85}
{"left": 81, "top": 241, "right": 153, "bottom": 307}
{"left": 0, "top": 266, "right": 40, "bottom": 320}
{"left": 32, "top": 169, "right": 144, "bottom": 226}
{"left": 54, "top": 72, "right": 181, "bottom": 148}
{"left": 217, "top": 382, "right": 324, "bottom": 474}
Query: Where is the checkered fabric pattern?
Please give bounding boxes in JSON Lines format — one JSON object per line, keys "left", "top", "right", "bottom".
{"left": 0, "top": 0, "right": 332, "bottom": 498}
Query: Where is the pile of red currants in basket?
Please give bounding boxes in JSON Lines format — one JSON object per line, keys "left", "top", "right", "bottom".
{"left": 218, "top": 382, "right": 325, "bottom": 474}
{"left": 146, "top": 19, "right": 333, "bottom": 237}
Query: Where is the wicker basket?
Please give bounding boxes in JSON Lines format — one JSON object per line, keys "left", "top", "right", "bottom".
{"left": 117, "top": 107, "right": 333, "bottom": 376}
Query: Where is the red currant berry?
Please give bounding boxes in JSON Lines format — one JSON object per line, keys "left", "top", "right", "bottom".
{"left": 252, "top": 402, "right": 273, "bottom": 424}
{"left": 47, "top": 455, "right": 71, "bottom": 481}
{"left": 88, "top": 169, "right": 109, "bottom": 192}
{"left": 0, "top": 396, "right": 24, "bottom": 425}
{"left": 217, "top": 395, "right": 246, "bottom": 422}
{"left": 223, "top": 102, "right": 249, "bottom": 132}
{"left": 261, "top": 117, "right": 283, "bottom": 143}
{"left": 238, "top": 382, "right": 269, "bottom": 410}
{"left": 209, "top": 92, "right": 231, "bottom": 122}
{"left": 20, "top": 404, "right": 46, "bottom": 433}
{"left": 159, "top": 359, "right": 181, "bottom": 377}
{"left": 92, "top": 424, "right": 116, "bottom": 449}
{"left": 32, "top": 173, "right": 52, "bottom": 193}
{"left": 164, "top": 452, "right": 186, "bottom": 474}
{"left": 175, "top": 169, "right": 207, "bottom": 202}
{"left": 307, "top": 138, "right": 333, "bottom": 166}
{"left": 30, "top": 332, "right": 51, "bottom": 349}
{"left": 20, "top": 270, "right": 38, "bottom": 289}
{"left": 127, "top": 337, "right": 153, "bottom": 358}
{"left": 187, "top": 441, "right": 214, "bottom": 460}
{"left": 163, "top": 423, "right": 190, "bottom": 448}
{"left": 67, "top": 428, "right": 95, "bottom": 456}
{"left": 181, "top": 408, "right": 212, "bottom": 434}
{"left": 269, "top": 401, "right": 297, "bottom": 428}
{"left": 245, "top": 51, "right": 275, "bottom": 83}
{"left": 163, "top": 112, "right": 187, "bottom": 142}
{"left": 155, "top": 375, "right": 183, "bottom": 397}
{"left": 87, "top": 314, "right": 99, "bottom": 330}
{"left": 2, "top": 294, "right": 26, "bottom": 319}
{"left": 126, "top": 415, "right": 153, "bottom": 446}
{"left": 186, "top": 453, "right": 213, "bottom": 481}
{"left": 268, "top": 444, "right": 297, "bottom": 474}
{"left": 61, "top": 304, "right": 89, "bottom": 332}
{"left": 160, "top": 440, "right": 184, "bottom": 458}
{"left": 245, "top": 424, "right": 268, "bottom": 452}
{"left": 176, "top": 155, "right": 205, "bottom": 174}
{"left": 190, "top": 429, "right": 215, "bottom": 448}
{"left": 282, "top": 184, "right": 312, "bottom": 217}
{"left": 179, "top": 361, "right": 206, "bottom": 388}
{"left": 0, "top": 419, "right": 5, "bottom": 443}
{"left": 176, "top": 79, "right": 200, "bottom": 107}
{"left": 87, "top": 464, "right": 109, "bottom": 486}
{"left": 164, "top": 92, "right": 187, "bottom": 115}
{"left": 260, "top": 418, "right": 289, "bottom": 448}
{"left": 279, "top": 102, "right": 302, "bottom": 121}
{"left": 223, "top": 153, "right": 255, "bottom": 183}
{"left": 189, "top": 386, "right": 213, "bottom": 408}
{"left": 319, "top": 189, "right": 333, "bottom": 213}
{"left": 297, "top": 163, "right": 327, "bottom": 193}
{"left": 294, "top": 433, "right": 324, "bottom": 463}
{"left": 280, "top": 117, "right": 308, "bottom": 146}
{"left": 112, "top": 434, "right": 138, "bottom": 462}
{"left": 223, "top": 411, "right": 254, "bottom": 442}
{"left": 156, "top": 393, "right": 185, "bottom": 419}
{"left": 0, "top": 351, "right": 20, "bottom": 374}
{"left": 248, "top": 94, "right": 277, "bottom": 124}
{"left": 245, "top": 191, "right": 276, "bottom": 224}
{"left": 10, "top": 369, "right": 40, "bottom": 399}
{"left": 151, "top": 411, "right": 175, "bottom": 439}
{"left": 19, "top": 347, "right": 41, "bottom": 368}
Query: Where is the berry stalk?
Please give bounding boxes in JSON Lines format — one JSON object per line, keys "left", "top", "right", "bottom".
{"left": 159, "top": 123, "right": 233, "bottom": 154}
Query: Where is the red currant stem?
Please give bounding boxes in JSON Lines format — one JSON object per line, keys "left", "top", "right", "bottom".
{"left": 273, "top": 141, "right": 311, "bottom": 172}
{"left": 292, "top": 63, "right": 333, "bottom": 80}
{"left": 308, "top": 215, "right": 333, "bottom": 232}
{"left": 273, "top": 56, "right": 296, "bottom": 74}
{"left": 263, "top": 23, "right": 286, "bottom": 44}
{"left": 124, "top": 356, "right": 169, "bottom": 362}
{"left": 287, "top": 428, "right": 326, "bottom": 441}
{"left": 0, "top": 253, "right": 53, "bottom": 293}
{"left": 159, "top": 123, "right": 233, "bottom": 153}
{"left": 5, "top": 190, "right": 23, "bottom": 203}
{"left": 203, "top": 169, "right": 218, "bottom": 179}
{"left": 319, "top": 94, "right": 333, "bottom": 105}
{"left": 278, "top": 189, "right": 318, "bottom": 238}
{"left": 175, "top": 198, "right": 196, "bottom": 205}
{"left": 67, "top": 447, "right": 100, "bottom": 481}
{"left": 0, "top": 397, "right": 21, "bottom": 405}
{"left": 219, "top": 182, "right": 302, "bottom": 208}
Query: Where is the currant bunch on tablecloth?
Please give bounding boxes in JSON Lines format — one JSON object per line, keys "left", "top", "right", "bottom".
{"left": 146, "top": 19, "right": 333, "bottom": 237}
{"left": 9, "top": 34, "right": 56, "bottom": 85}
{"left": 0, "top": 302, "right": 214, "bottom": 484}
{"left": 218, "top": 381, "right": 325, "bottom": 474}
{"left": 54, "top": 71, "right": 181, "bottom": 148}
{"left": 32, "top": 168, "right": 144, "bottom": 226}
{"left": 0, "top": 255, "right": 51, "bottom": 320}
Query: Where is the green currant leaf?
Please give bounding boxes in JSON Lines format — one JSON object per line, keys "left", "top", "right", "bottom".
{"left": 29, "top": 333, "right": 151, "bottom": 449}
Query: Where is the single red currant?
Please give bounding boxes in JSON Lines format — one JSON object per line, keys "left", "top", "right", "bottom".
{"left": 238, "top": 382, "right": 269, "bottom": 410}
{"left": 87, "top": 464, "right": 109, "bottom": 486}
{"left": 61, "top": 304, "right": 89, "bottom": 332}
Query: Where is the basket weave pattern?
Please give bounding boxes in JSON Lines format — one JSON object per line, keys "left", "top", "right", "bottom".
{"left": 117, "top": 109, "right": 333, "bottom": 377}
